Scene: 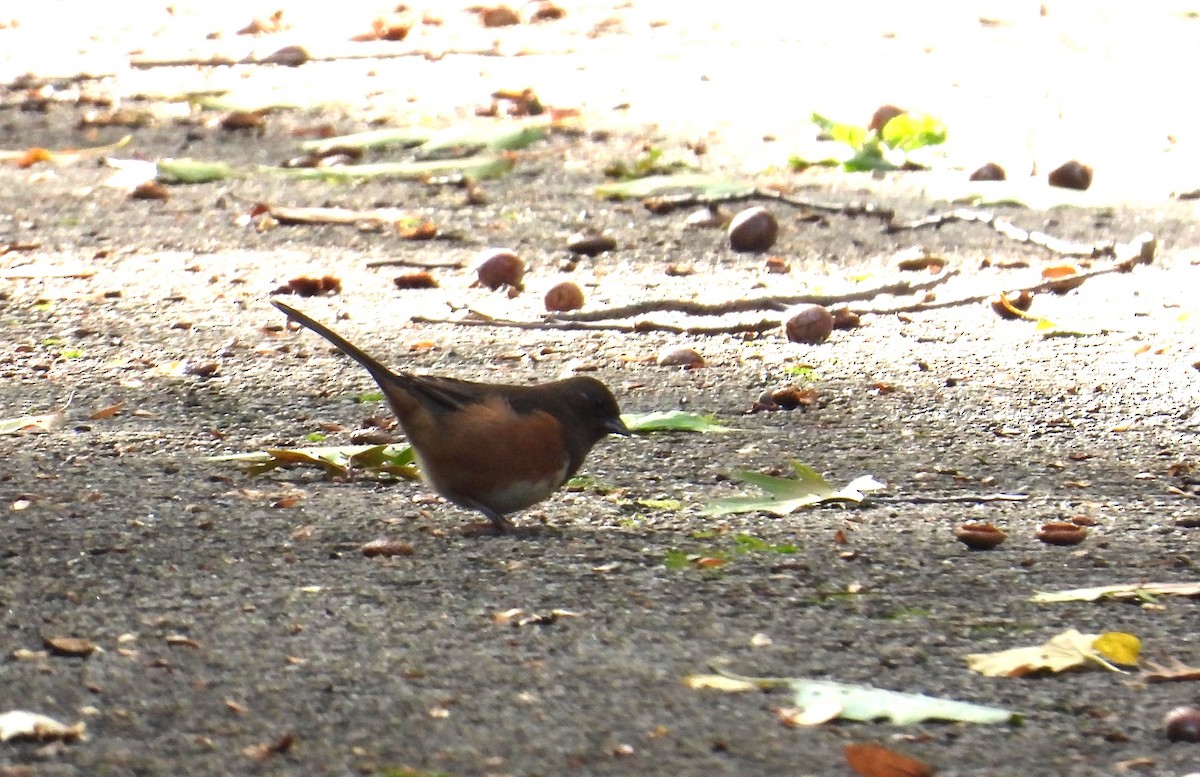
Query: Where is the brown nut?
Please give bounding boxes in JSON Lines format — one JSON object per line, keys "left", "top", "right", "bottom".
{"left": 954, "top": 523, "right": 1007, "bottom": 550}
{"left": 544, "top": 281, "right": 585, "bottom": 312}
{"left": 1035, "top": 521, "right": 1088, "bottom": 546}
{"left": 868, "top": 104, "right": 906, "bottom": 132}
{"left": 1165, "top": 706, "right": 1200, "bottom": 743}
{"left": 657, "top": 346, "right": 704, "bottom": 368}
{"left": 969, "top": 162, "right": 1007, "bottom": 181}
{"left": 567, "top": 231, "right": 616, "bottom": 257}
{"left": 728, "top": 206, "right": 778, "bottom": 252}
{"left": 1048, "top": 160, "right": 1093, "bottom": 191}
{"left": 474, "top": 249, "right": 524, "bottom": 290}
{"left": 784, "top": 304, "right": 834, "bottom": 344}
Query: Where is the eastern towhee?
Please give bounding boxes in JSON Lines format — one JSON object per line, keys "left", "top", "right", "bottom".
{"left": 272, "top": 300, "right": 629, "bottom": 532}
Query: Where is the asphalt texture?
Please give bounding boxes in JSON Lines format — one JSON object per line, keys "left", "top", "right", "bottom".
{"left": 2, "top": 4, "right": 1200, "bottom": 777}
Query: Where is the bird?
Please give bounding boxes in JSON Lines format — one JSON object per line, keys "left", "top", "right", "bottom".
{"left": 271, "top": 300, "right": 629, "bottom": 532}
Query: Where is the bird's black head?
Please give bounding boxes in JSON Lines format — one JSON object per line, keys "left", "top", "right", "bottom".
{"left": 564, "top": 376, "right": 629, "bottom": 438}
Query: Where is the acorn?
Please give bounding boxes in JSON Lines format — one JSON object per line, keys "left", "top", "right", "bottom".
{"left": 1164, "top": 706, "right": 1200, "bottom": 743}
{"left": 544, "top": 281, "right": 585, "bottom": 312}
{"left": 784, "top": 304, "right": 833, "bottom": 344}
{"left": 474, "top": 249, "right": 524, "bottom": 290}
{"left": 728, "top": 206, "right": 778, "bottom": 252}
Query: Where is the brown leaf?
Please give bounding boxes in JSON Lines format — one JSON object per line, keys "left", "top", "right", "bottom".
{"left": 396, "top": 220, "right": 438, "bottom": 240}
{"left": 1036, "top": 522, "right": 1088, "bottom": 546}
{"left": 244, "top": 732, "right": 295, "bottom": 760}
{"left": 237, "top": 11, "right": 287, "bottom": 35}
{"left": 990, "top": 290, "right": 1034, "bottom": 319}
{"left": 130, "top": 181, "right": 170, "bottom": 200}
{"left": 273, "top": 275, "right": 342, "bottom": 297}
{"left": 954, "top": 523, "right": 1007, "bottom": 550}
{"left": 43, "top": 636, "right": 97, "bottom": 657}
{"left": 15, "top": 147, "right": 53, "bottom": 168}
{"left": 220, "top": 111, "right": 267, "bottom": 132}
{"left": 88, "top": 402, "right": 124, "bottom": 420}
{"left": 844, "top": 741, "right": 934, "bottom": 777}
{"left": 361, "top": 538, "right": 415, "bottom": 558}
{"left": 394, "top": 271, "right": 439, "bottom": 290}
{"left": 1143, "top": 657, "right": 1200, "bottom": 683}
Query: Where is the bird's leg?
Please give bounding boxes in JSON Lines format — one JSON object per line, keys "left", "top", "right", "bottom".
{"left": 461, "top": 500, "right": 515, "bottom": 534}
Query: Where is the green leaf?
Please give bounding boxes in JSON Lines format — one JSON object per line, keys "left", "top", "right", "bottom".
{"left": 664, "top": 550, "right": 692, "bottom": 570}
{"left": 702, "top": 462, "right": 883, "bottom": 516}
{"left": 623, "top": 410, "right": 731, "bottom": 433}
{"left": 300, "top": 127, "right": 435, "bottom": 154}
{"left": 416, "top": 124, "right": 546, "bottom": 159}
{"left": 733, "top": 535, "right": 796, "bottom": 554}
{"left": 636, "top": 498, "right": 683, "bottom": 511}
{"left": 880, "top": 113, "right": 947, "bottom": 151}
{"left": 594, "top": 174, "right": 755, "bottom": 200}
{"left": 266, "top": 155, "right": 515, "bottom": 182}
{"left": 156, "top": 158, "right": 240, "bottom": 184}
{"left": 305, "top": 432, "right": 327, "bottom": 443}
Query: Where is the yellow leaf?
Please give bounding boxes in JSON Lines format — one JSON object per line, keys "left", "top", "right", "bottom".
{"left": 965, "top": 629, "right": 1119, "bottom": 677}
{"left": 1092, "top": 632, "right": 1140, "bottom": 666}
{"left": 682, "top": 674, "right": 759, "bottom": 692}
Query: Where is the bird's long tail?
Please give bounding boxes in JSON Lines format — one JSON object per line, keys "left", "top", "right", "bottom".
{"left": 271, "top": 300, "right": 413, "bottom": 406}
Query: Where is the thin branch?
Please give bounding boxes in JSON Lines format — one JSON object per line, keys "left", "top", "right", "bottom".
{"left": 888, "top": 208, "right": 1156, "bottom": 261}
{"left": 643, "top": 187, "right": 895, "bottom": 221}
{"left": 365, "top": 258, "right": 465, "bottom": 269}
{"left": 862, "top": 255, "right": 1152, "bottom": 315}
{"left": 411, "top": 315, "right": 782, "bottom": 335}
{"left": 552, "top": 272, "right": 958, "bottom": 322}
{"left": 874, "top": 493, "right": 1029, "bottom": 504}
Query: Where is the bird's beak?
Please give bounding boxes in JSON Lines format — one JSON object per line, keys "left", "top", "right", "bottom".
{"left": 608, "top": 416, "right": 632, "bottom": 436}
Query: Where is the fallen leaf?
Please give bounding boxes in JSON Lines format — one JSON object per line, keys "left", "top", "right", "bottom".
{"left": 0, "top": 710, "right": 86, "bottom": 742}
{"left": 88, "top": 402, "right": 124, "bottom": 421}
{"left": 844, "top": 741, "right": 934, "bottom": 777}
{"left": 0, "top": 409, "right": 64, "bottom": 435}
{"left": 965, "top": 629, "right": 1139, "bottom": 677}
{"left": 1030, "top": 582, "right": 1200, "bottom": 603}
{"left": 206, "top": 444, "right": 417, "bottom": 479}
{"left": 272, "top": 274, "right": 342, "bottom": 297}
{"left": 270, "top": 155, "right": 515, "bottom": 182}
{"left": 156, "top": 157, "right": 240, "bottom": 184}
{"left": 43, "top": 636, "right": 97, "bottom": 657}
{"left": 361, "top": 538, "right": 415, "bottom": 558}
{"left": 622, "top": 411, "right": 730, "bottom": 433}
{"left": 1, "top": 135, "right": 131, "bottom": 167}
{"left": 682, "top": 674, "right": 759, "bottom": 692}
{"left": 595, "top": 173, "right": 754, "bottom": 200}
{"left": 693, "top": 671, "right": 1012, "bottom": 725}
{"left": 1143, "top": 657, "right": 1200, "bottom": 683}
{"left": 703, "top": 462, "right": 883, "bottom": 516}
